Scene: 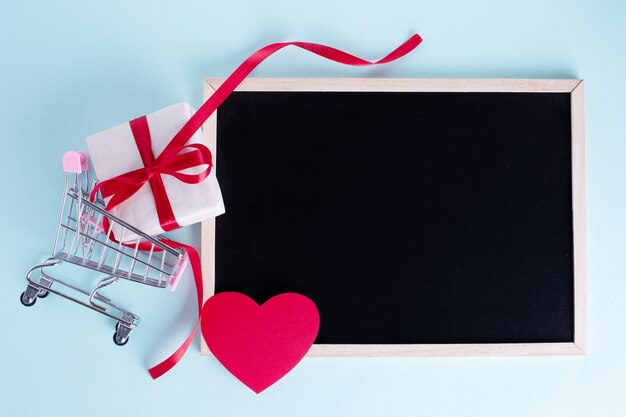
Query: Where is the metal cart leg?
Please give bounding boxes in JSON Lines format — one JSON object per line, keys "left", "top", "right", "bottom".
{"left": 21, "top": 258, "right": 60, "bottom": 306}
{"left": 22, "top": 259, "right": 140, "bottom": 345}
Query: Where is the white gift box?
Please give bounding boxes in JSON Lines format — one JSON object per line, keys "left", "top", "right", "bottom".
{"left": 86, "top": 102, "right": 225, "bottom": 242}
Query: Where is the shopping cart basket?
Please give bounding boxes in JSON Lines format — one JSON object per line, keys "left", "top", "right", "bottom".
{"left": 21, "top": 151, "right": 189, "bottom": 345}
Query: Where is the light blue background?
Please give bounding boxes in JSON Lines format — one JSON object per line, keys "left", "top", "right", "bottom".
{"left": 1, "top": 0, "right": 625, "bottom": 415}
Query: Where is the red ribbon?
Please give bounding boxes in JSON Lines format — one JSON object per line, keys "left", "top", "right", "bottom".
{"left": 147, "top": 239, "right": 203, "bottom": 379}
{"left": 94, "top": 116, "right": 213, "bottom": 232}
{"left": 93, "top": 34, "right": 422, "bottom": 379}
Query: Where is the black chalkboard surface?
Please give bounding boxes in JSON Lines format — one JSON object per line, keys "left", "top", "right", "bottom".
{"left": 201, "top": 79, "right": 586, "bottom": 356}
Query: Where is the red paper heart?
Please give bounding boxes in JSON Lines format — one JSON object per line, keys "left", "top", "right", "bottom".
{"left": 201, "top": 292, "right": 320, "bottom": 393}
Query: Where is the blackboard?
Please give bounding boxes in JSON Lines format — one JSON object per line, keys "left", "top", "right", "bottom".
{"left": 201, "top": 79, "right": 586, "bottom": 357}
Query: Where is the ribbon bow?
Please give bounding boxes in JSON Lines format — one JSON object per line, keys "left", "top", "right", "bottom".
{"left": 93, "top": 116, "right": 213, "bottom": 232}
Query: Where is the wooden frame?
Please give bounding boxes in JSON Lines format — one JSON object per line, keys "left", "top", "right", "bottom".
{"left": 200, "top": 78, "right": 587, "bottom": 357}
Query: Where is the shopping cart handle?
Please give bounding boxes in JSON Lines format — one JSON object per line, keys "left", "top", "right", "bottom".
{"left": 63, "top": 151, "right": 89, "bottom": 174}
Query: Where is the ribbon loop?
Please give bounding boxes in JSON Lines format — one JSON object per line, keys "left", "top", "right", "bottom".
{"left": 93, "top": 117, "right": 214, "bottom": 234}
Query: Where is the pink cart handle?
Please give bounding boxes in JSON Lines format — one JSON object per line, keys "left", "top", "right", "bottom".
{"left": 169, "top": 253, "right": 189, "bottom": 292}
{"left": 63, "top": 151, "right": 89, "bottom": 173}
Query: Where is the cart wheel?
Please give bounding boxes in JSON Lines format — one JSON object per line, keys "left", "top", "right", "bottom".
{"left": 113, "top": 331, "right": 129, "bottom": 346}
{"left": 38, "top": 289, "right": 49, "bottom": 298}
{"left": 20, "top": 292, "right": 36, "bottom": 307}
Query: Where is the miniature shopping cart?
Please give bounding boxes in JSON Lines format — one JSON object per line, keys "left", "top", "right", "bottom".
{"left": 21, "top": 151, "right": 189, "bottom": 345}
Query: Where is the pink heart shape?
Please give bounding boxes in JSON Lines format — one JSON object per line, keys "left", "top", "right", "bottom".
{"left": 201, "top": 292, "right": 320, "bottom": 393}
